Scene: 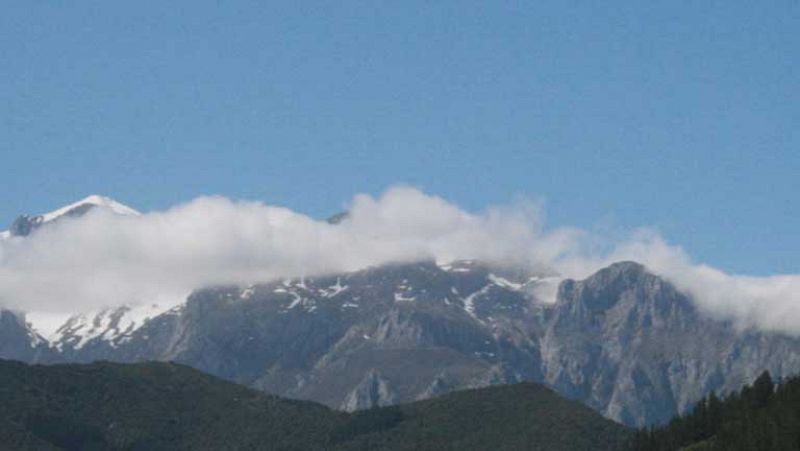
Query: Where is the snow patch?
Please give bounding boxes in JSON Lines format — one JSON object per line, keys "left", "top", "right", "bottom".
{"left": 320, "top": 278, "right": 348, "bottom": 298}
{"left": 47, "top": 296, "right": 185, "bottom": 350}
{"left": 240, "top": 285, "right": 256, "bottom": 300}
{"left": 488, "top": 274, "right": 523, "bottom": 290}
{"left": 25, "top": 311, "right": 73, "bottom": 340}
{"left": 437, "top": 259, "right": 478, "bottom": 273}
{"left": 462, "top": 285, "right": 491, "bottom": 320}
{"left": 287, "top": 292, "right": 303, "bottom": 309}
{"left": 394, "top": 292, "right": 416, "bottom": 302}
{"left": 394, "top": 280, "right": 416, "bottom": 302}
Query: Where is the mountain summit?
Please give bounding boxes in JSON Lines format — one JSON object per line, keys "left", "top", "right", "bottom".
{"left": 4, "top": 195, "right": 139, "bottom": 237}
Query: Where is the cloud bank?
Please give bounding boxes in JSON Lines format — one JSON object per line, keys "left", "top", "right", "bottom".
{"left": 1, "top": 186, "right": 798, "bottom": 335}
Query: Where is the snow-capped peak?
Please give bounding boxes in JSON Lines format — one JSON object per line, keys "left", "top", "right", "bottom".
{"left": 40, "top": 194, "right": 140, "bottom": 222}
{"left": 3, "top": 195, "right": 140, "bottom": 238}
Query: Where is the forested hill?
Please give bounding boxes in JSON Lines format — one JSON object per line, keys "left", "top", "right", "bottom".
{"left": 629, "top": 371, "right": 800, "bottom": 451}
{"left": 0, "top": 359, "right": 630, "bottom": 451}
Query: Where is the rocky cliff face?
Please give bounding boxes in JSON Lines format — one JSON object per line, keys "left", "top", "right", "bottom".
{"left": 0, "top": 310, "right": 54, "bottom": 363}
{"left": 539, "top": 262, "right": 800, "bottom": 425}
{"left": 4, "top": 259, "right": 800, "bottom": 427}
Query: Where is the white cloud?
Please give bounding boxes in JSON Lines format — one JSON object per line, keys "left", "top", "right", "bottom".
{"left": 1, "top": 185, "right": 798, "bottom": 335}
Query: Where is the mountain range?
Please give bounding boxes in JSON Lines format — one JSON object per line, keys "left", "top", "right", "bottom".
{"left": 2, "top": 196, "right": 800, "bottom": 427}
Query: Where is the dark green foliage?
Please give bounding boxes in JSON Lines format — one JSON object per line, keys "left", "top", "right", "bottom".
{"left": 628, "top": 370, "right": 800, "bottom": 451}
{"left": 328, "top": 405, "right": 405, "bottom": 444}
{"left": 335, "top": 383, "right": 632, "bottom": 451}
{"left": 0, "top": 359, "right": 631, "bottom": 450}
{"left": 25, "top": 414, "right": 106, "bottom": 451}
{"left": 0, "top": 359, "right": 341, "bottom": 450}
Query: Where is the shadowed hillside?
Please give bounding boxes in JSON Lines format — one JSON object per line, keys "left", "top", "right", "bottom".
{"left": 0, "top": 359, "right": 630, "bottom": 450}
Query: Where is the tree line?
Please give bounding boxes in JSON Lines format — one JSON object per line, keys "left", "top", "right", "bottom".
{"left": 628, "top": 370, "right": 800, "bottom": 450}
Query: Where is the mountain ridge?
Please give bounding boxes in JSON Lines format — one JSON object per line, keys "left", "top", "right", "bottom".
{"left": 4, "top": 257, "right": 800, "bottom": 426}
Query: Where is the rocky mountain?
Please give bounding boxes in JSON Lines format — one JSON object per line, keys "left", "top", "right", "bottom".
{"left": 46, "top": 260, "right": 552, "bottom": 409}
{"left": 539, "top": 262, "right": 800, "bottom": 425}
{"left": 3, "top": 196, "right": 800, "bottom": 427}
{"left": 0, "top": 359, "right": 632, "bottom": 451}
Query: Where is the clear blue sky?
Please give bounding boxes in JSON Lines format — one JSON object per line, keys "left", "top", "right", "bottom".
{"left": 1, "top": 1, "right": 797, "bottom": 275}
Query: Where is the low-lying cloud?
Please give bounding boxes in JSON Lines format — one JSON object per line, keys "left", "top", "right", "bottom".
{"left": 1, "top": 186, "right": 798, "bottom": 335}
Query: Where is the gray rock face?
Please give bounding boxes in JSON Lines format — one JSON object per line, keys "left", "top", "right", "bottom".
{"left": 0, "top": 310, "right": 55, "bottom": 362}
{"left": 540, "top": 262, "right": 800, "bottom": 425}
{"left": 43, "top": 261, "right": 545, "bottom": 411}
{"left": 4, "top": 260, "right": 800, "bottom": 427}
{"left": 9, "top": 215, "right": 43, "bottom": 237}
{"left": 340, "top": 369, "right": 397, "bottom": 411}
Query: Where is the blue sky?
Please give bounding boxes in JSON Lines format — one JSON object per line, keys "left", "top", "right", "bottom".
{"left": 1, "top": 1, "right": 797, "bottom": 275}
